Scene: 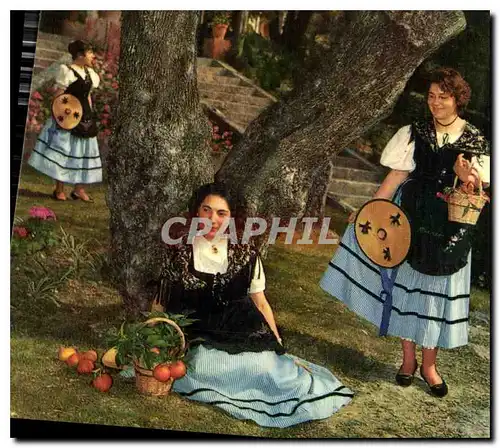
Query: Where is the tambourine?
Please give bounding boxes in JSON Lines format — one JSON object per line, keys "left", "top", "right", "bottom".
{"left": 354, "top": 199, "right": 411, "bottom": 268}
{"left": 51, "top": 93, "right": 83, "bottom": 130}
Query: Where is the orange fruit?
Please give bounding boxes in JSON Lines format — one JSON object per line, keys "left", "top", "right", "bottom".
{"left": 77, "top": 359, "right": 95, "bottom": 374}
{"left": 153, "top": 364, "right": 171, "bottom": 382}
{"left": 169, "top": 360, "right": 187, "bottom": 379}
{"left": 92, "top": 373, "right": 113, "bottom": 392}
{"left": 81, "top": 350, "right": 98, "bottom": 362}
{"left": 58, "top": 346, "right": 77, "bottom": 362}
{"left": 66, "top": 352, "right": 81, "bottom": 368}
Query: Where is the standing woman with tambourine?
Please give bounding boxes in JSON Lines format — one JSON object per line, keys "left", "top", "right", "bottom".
{"left": 320, "top": 68, "right": 490, "bottom": 397}
{"left": 28, "top": 40, "right": 102, "bottom": 202}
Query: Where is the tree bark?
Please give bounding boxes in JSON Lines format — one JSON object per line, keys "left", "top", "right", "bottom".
{"left": 303, "top": 160, "right": 333, "bottom": 219}
{"left": 216, "top": 11, "right": 466, "bottom": 221}
{"left": 105, "top": 11, "right": 212, "bottom": 315}
{"left": 280, "top": 11, "right": 313, "bottom": 52}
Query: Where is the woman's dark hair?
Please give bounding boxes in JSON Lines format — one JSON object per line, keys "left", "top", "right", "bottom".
{"left": 426, "top": 67, "right": 471, "bottom": 114}
{"left": 188, "top": 182, "right": 247, "bottom": 223}
{"left": 68, "top": 40, "right": 92, "bottom": 60}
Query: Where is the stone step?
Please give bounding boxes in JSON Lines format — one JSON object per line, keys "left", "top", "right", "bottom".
{"left": 37, "top": 31, "right": 73, "bottom": 43}
{"left": 329, "top": 178, "right": 379, "bottom": 197}
{"left": 229, "top": 111, "right": 259, "bottom": 126}
{"left": 334, "top": 155, "right": 378, "bottom": 171}
{"left": 199, "top": 73, "right": 243, "bottom": 86}
{"left": 328, "top": 192, "right": 373, "bottom": 212}
{"left": 199, "top": 88, "right": 271, "bottom": 108}
{"left": 198, "top": 81, "right": 257, "bottom": 97}
{"left": 36, "top": 37, "right": 70, "bottom": 52}
{"left": 34, "top": 47, "right": 66, "bottom": 61}
{"left": 331, "top": 166, "right": 384, "bottom": 183}
{"left": 205, "top": 98, "right": 266, "bottom": 117}
{"left": 33, "top": 57, "right": 55, "bottom": 70}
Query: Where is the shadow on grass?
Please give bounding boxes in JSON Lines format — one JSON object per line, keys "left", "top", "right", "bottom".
{"left": 282, "top": 329, "right": 394, "bottom": 384}
{"left": 18, "top": 188, "right": 55, "bottom": 199}
{"left": 11, "top": 300, "right": 124, "bottom": 349}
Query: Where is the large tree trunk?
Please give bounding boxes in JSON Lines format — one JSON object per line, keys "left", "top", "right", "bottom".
{"left": 280, "top": 11, "right": 313, "bottom": 52}
{"left": 216, "top": 11, "right": 465, "bottom": 221}
{"left": 303, "top": 160, "right": 333, "bottom": 220}
{"left": 106, "top": 11, "right": 212, "bottom": 315}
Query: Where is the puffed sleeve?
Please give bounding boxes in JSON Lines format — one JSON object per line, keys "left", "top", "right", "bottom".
{"left": 471, "top": 154, "right": 490, "bottom": 184}
{"left": 379, "top": 125, "right": 416, "bottom": 172}
{"left": 88, "top": 67, "right": 100, "bottom": 89}
{"left": 249, "top": 256, "right": 266, "bottom": 294}
{"left": 54, "top": 65, "right": 76, "bottom": 89}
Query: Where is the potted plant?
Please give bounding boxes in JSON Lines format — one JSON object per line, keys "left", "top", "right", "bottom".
{"left": 104, "top": 311, "right": 199, "bottom": 396}
{"left": 211, "top": 12, "right": 232, "bottom": 40}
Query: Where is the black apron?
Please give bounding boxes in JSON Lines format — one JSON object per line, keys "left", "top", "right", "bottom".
{"left": 63, "top": 66, "right": 98, "bottom": 138}
{"left": 400, "top": 120, "right": 489, "bottom": 276}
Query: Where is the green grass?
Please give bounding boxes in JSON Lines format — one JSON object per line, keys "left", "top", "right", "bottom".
{"left": 11, "top": 163, "right": 491, "bottom": 438}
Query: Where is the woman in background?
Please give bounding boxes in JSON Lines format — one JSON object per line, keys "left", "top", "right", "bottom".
{"left": 28, "top": 40, "right": 102, "bottom": 202}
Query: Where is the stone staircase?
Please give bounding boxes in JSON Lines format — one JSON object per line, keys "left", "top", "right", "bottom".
{"left": 197, "top": 57, "right": 277, "bottom": 133}
{"left": 328, "top": 150, "right": 386, "bottom": 212}
{"left": 31, "top": 33, "right": 383, "bottom": 211}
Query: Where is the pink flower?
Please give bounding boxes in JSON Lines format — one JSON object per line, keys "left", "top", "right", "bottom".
{"left": 13, "top": 226, "right": 29, "bottom": 238}
{"left": 32, "top": 91, "right": 43, "bottom": 101}
{"left": 213, "top": 126, "right": 219, "bottom": 133}
{"left": 103, "top": 104, "right": 111, "bottom": 113}
{"left": 224, "top": 139, "right": 232, "bottom": 146}
{"left": 222, "top": 131, "right": 230, "bottom": 138}
{"left": 101, "top": 119, "right": 109, "bottom": 126}
{"left": 29, "top": 206, "right": 56, "bottom": 220}
{"left": 28, "top": 110, "right": 35, "bottom": 117}
{"left": 106, "top": 73, "right": 113, "bottom": 79}
{"left": 111, "top": 82, "right": 119, "bottom": 89}
{"left": 104, "top": 129, "right": 112, "bottom": 136}
{"left": 213, "top": 133, "right": 221, "bottom": 140}
{"left": 34, "top": 124, "right": 41, "bottom": 133}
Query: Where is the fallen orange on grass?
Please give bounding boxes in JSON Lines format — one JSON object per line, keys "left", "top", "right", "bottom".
{"left": 92, "top": 373, "right": 113, "bottom": 392}
{"left": 66, "top": 352, "right": 81, "bottom": 368}
{"left": 77, "top": 359, "right": 95, "bottom": 375}
{"left": 58, "top": 346, "right": 77, "bottom": 362}
{"left": 81, "top": 350, "right": 98, "bottom": 362}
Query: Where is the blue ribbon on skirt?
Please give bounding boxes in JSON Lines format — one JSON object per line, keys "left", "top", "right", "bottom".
{"left": 378, "top": 267, "right": 399, "bottom": 336}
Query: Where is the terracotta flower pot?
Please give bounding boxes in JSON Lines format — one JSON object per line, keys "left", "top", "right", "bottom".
{"left": 212, "top": 24, "right": 228, "bottom": 40}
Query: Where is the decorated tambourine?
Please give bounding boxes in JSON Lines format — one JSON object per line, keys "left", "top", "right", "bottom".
{"left": 354, "top": 199, "right": 411, "bottom": 268}
{"left": 51, "top": 93, "right": 83, "bottom": 130}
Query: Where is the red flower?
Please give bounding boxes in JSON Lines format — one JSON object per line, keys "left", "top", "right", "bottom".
{"left": 32, "top": 91, "right": 43, "bottom": 101}
{"left": 111, "top": 82, "right": 119, "bottom": 89}
{"left": 13, "top": 226, "right": 29, "bottom": 238}
{"left": 224, "top": 139, "right": 231, "bottom": 146}
{"left": 29, "top": 206, "right": 56, "bottom": 220}
{"left": 213, "top": 133, "right": 221, "bottom": 140}
{"left": 101, "top": 119, "right": 109, "bottom": 126}
{"left": 103, "top": 104, "right": 111, "bottom": 113}
{"left": 104, "top": 129, "right": 112, "bottom": 136}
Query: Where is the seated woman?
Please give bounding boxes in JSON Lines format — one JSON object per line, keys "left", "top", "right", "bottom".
{"left": 158, "top": 183, "right": 353, "bottom": 428}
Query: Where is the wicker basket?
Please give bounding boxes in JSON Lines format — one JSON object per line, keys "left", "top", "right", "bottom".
{"left": 134, "top": 317, "right": 186, "bottom": 397}
{"left": 448, "top": 176, "right": 488, "bottom": 225}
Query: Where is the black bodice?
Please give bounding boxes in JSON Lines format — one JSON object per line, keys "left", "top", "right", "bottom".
{"left": 161, "top": 250, "right": 284, "bottom": 355}
{"left": 63, "top": 66, "right": 98, "bottom": 138}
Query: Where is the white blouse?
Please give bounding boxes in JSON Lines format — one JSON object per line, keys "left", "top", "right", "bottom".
{"left": 380, "top": 124, "right": 490, "bottom": 183}
{"left": 192, "top": 236, "right": 266, "bottom": 294}
{"left": 54, "top": 64, "right": 100, "bottom": 90}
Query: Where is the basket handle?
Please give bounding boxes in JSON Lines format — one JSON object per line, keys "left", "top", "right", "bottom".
{"left": 141, "top": 317, "right": 186, "bottom": 353}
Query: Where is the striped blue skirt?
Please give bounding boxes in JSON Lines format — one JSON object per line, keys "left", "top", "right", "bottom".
{"left": 172, "top": 345, "right": 353, "bottom": 428}
{"left": 28, "top": 118, "right": 102, "bottom": 184}
{"left": 320, "top": 223, "right": 471, "bottom": 349}
{"left": 120, "top": 345, "right": 353, "bottom": 428}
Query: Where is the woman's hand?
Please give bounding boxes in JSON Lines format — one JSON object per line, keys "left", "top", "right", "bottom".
{"left": 347, "top": 210, "right": 358, "bottom": 224}
{"left": 454, "top": 154, "right": 473, "bottom": 183}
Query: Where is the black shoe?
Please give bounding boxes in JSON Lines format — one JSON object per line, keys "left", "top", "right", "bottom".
{"left": 420, "top": 367, "right": 448, "bottom": 398}
{"left": 71, "top": 191, "right": 94, "bottom": 203}
{"left": 395, "top": 360, "right": 418, "bottom": 387}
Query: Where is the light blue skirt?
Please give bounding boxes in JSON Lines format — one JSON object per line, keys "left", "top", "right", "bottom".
{"left": 319, "top": 223, "right": 471, "bottom": 349}
{"left": 172, "top": 345, "right": 353, "bottom": 428}
{"left": 120, "top": 345, "right": 353, "bottom": 428}
{"left": 28, "top": 118, "right": 102, "bottom": 184}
